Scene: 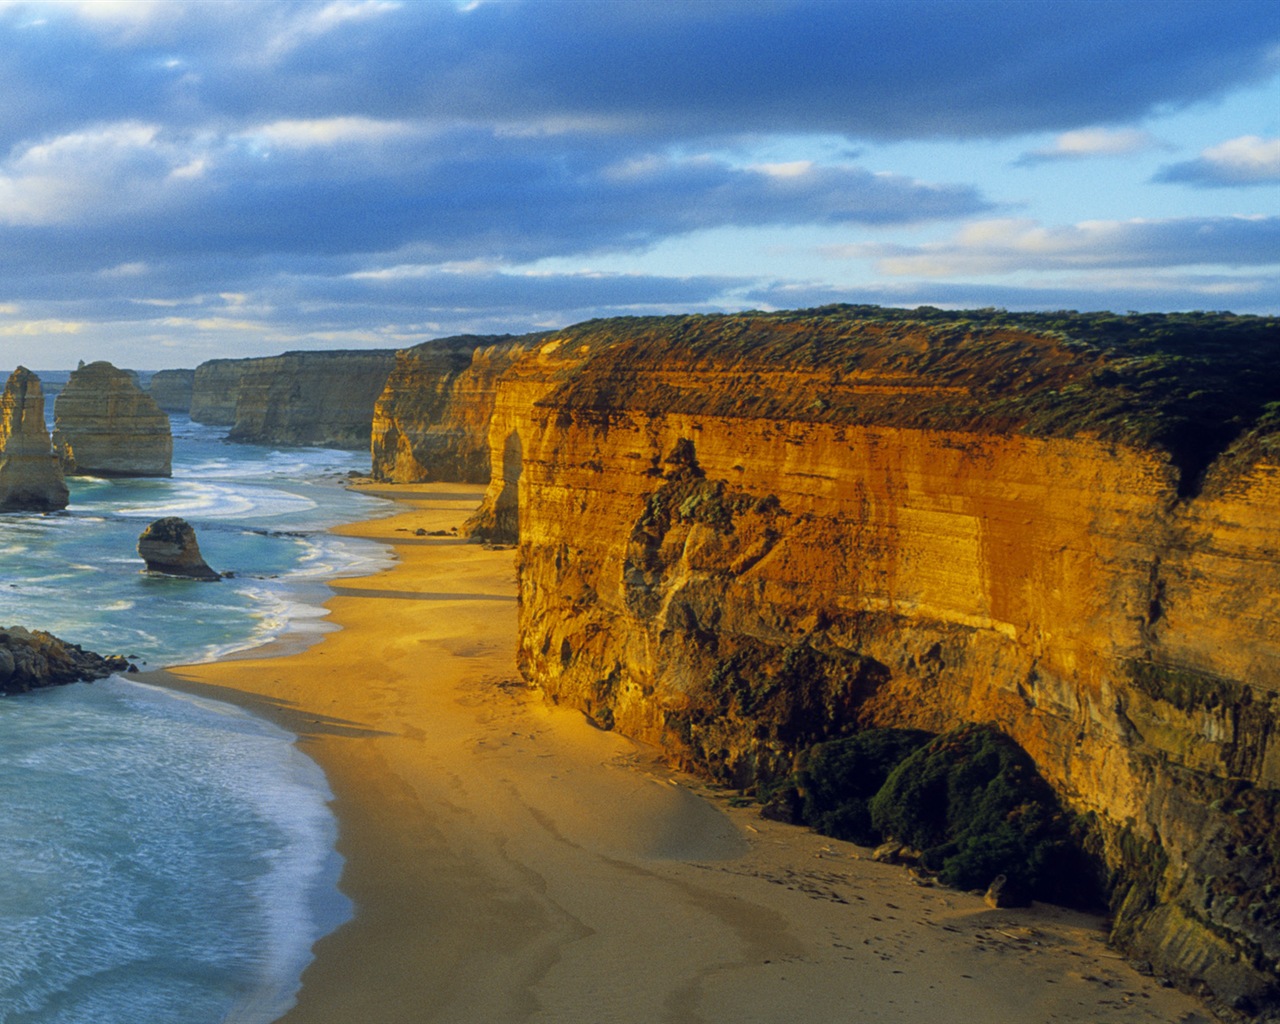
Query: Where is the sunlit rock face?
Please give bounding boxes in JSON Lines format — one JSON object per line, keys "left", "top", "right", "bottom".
{"left": 147, "top": 369, "right": 195, "bottom": 413}
{"left": 191, "top": 351, "right": 396, "bottom": 449}
{"left": 370, "top": 336, "right": 528, "bottom": 483}
{"left": 53, "top": 361, "right": 172, "bottom": 477}
{"left": 0, "top": 367, "right": 68, "bottom": 511}
{"left": 478, "top": 308, "right": 1280, "bottom": 1015}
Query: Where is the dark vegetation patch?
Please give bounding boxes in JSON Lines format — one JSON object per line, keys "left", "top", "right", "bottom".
{"left": 779, "top": 722, "right": 1105, "bottom": 908}
{"left": 542, "top": 305, "right": 1280, "bottom": 497}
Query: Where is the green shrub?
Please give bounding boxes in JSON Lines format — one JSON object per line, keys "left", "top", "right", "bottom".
{"left": 794, "top": 728, "right": 933, "bottom": 845}
{"left": 869, "top": 723, "right": 1100, "bottom": 906}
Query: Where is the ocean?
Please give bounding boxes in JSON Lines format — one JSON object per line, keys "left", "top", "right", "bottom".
{"left": 0, "top": 405, "right": 394, "bottom": 1023}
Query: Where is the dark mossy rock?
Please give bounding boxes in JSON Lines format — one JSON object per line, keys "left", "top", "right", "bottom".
{"left": 869, "top": 722, "right": 1103, "bottom": 908}
{"left": 792, "top": 728, "right": 933, "bottom": 845}
{"left": 0, "top": 625, "right": 131, "bottom": 694}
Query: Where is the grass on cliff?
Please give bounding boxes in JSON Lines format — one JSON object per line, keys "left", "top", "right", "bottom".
{"left": 549, "top": 304, "right": 1280, "bottom": 496}
{"left": 788, "top": 723, "right": 1104, "bottom": 907}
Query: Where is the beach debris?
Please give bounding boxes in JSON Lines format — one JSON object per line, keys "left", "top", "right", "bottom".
{"left": 137, "top": 516, "right": 221, "bottom": 580}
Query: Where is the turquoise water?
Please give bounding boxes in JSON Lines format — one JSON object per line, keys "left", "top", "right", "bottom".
{"left": 0, "top": 414, "right": 394, "bottom": 1022}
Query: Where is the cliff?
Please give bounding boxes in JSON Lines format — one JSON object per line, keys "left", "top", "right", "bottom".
{"left": 0, "top": 367, "right": 68, "bottom": 511}
{"left": 52, "top": 361, "right": 172, "bottom": 477}
{"left": 189, "top": 359, "right": 245, "bottom": 425}
{"left": 371, "top": 335, "right": 533, "bottom": 483}
{"left": 469, "top": 307, "right": 1280, "bottom": 1016}
{"left": 192, "top": 351, "right": 396, "bottom": 448}
{"left": 147, "top": 369, "right": 195, "bottom": 413}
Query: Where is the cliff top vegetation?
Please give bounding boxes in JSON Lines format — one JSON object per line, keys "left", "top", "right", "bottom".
{"left": 537, "top": 305, "right": 1280, "bottom": 497}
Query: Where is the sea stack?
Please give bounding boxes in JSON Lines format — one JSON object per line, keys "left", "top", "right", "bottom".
{"left": 0, "top": 367, "right": 69, "bottom": 512}
{"left": 53, "top": 361, "right": 173, "bottom": 477}
{"left": 137, "top": 517, "right": 220, "bottom": 580}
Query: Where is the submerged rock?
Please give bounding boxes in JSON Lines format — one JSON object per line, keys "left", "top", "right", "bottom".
{"left": 0, "top": 367, "right": 69, "bottom": 512}
{"left": 0, "top": 625, "right": 131, "bottom": 694}
{"left": 137, "top": 517, "right": 220, "bottom": 580}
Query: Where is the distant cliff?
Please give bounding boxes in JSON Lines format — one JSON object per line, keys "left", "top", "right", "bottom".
{"left": 191, "top": 350, "right": 396, "bottom": 448}
{"left": 0, "top": 367, "right": 68, "bottom": 511}
{"left": 53, "top": 361, "right": 172, "bottom": 477}
{"left": 455, "top": 307, "right": 1280, "bottom": 1016}
{"left": 147, "top": 369, "right": 195, "bottom": 413}
{"left": 370, "top": 335, "right": 532, "bottom": 483}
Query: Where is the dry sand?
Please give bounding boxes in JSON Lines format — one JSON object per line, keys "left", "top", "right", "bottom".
{"left": 152, "top": 483, "right": 1213, "bottom": 1024}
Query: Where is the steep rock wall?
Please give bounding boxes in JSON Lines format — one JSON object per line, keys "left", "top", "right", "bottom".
{"left": 0, "top": 367, "right": 68, "bottom": 511}
{"left": 227, "top": 351, "right": 396, "bottom": 448}
{"left": 370, "top": 336, "right": 527, "bottom": 482}
{"left": 189, "top": 359, "right": 246, "bottom": 425}
{"left": 490, "top": 309, "right": 1280, "bottom": 1015}
{"left": 52, "top": 361, "right": 172, "bottom": 477}
{"left": 147, "top": 369, "right": 195, "bottom": 413}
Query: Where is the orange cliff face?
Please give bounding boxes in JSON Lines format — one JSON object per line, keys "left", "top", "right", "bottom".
{"left": 459, "top": 308, "right": 1280, "bottom": 1014}
{"left": 370, "top": 336, "right": 530, "bottom": 484}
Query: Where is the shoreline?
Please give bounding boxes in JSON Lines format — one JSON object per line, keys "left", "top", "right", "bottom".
{"left": 149, "top": 483, "right": 1211, "bottom": 1024}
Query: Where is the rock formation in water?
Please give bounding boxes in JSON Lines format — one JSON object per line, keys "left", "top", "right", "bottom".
{"left": 137, "top": 517, "right": 220, "bottom": 580}
{"left": 0, "top": 367, "right": 69, "bottom": 512}
{"left": 147, "top": 369, "right": 195, "bottom": 413}
{"left": 456, "top": 306, "right": 1280, "bottom": 1017}
{"left": 53, "top": 361, "right": 172, "bottom": 477}
{"left": 191, "top": 350, "right": 397, "bottom": 448}
{"left": 370, "top": 335, "right": 531, "bottom": 483}
{"left": 0, "top": 625, "right": 131, "bottom": 694}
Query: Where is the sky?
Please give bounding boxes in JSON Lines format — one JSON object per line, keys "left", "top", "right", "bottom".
{"left": 0, "top": 0, "right": 1277, "bottom": 369}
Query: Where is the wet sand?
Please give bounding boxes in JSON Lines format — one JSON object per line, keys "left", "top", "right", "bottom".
{"left": 152, "top": 483, "right": 1212, "bottom": 1024}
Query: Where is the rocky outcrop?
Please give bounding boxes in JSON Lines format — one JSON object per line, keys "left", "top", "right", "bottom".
{"left": 147, "top": 369, "right": 195, "bottom": 413}
{"left": 53, "top": 361, "right": 172, "bottom": 477}
{"left": 191, "top": 350, "right": 396, "bottom": 448}
{"left": 370, "top": 335, "right": 529, "bottom": 483}
{"left": 0, "top": 367, "right": 68, "bottom": 511}
{"left": 0, "top": 625, "right": 130, "bottom": 694}
{"left": 189, "top": 359, "right": 246, "bottom": 425}
{"left": 471, "top": 307, "right": 1280, "bottom": 1016}
{"left": 137, "top": 517, "right": 220, "bottom": 580}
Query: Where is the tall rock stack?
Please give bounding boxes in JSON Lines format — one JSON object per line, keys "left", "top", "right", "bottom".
{"left": 0, "top": 367, "right": 69, "bottom": 511}
{"left": 53, "top": 361, "right": 173, "bottom": 477}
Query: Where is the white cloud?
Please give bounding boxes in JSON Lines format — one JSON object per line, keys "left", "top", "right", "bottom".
{"left": 824, "top": 216, "right": 1280, "bottom": 276}
{"left": 244, "top": 117, "right": 416, "bottom": 150}
{"left": 1017, "top": 127, "right": 1161, "bottom": 164}
{"left": 1156, "top": 135, "right": 1280, "bottom": 186}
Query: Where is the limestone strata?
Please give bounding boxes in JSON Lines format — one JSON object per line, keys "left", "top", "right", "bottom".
{"left": 190, "top": 351, "right": 396, "bottom": 448}
{"left": 0, "top": 367, "right": 68, "bottom": 511}
{"left": 371, "top": 336, "right": 530, "bottom": 483}
{"left": 486, "top": 309, "right": 1280, "bottom": 1016}
{"left": 189, "top": 359, "right": 246, "bottom": 425}
{"left": 0, "top": 625, "right": 130, "bottom": 694}
{"left": 147, "top": 369, "right": 195, "bottom": 413}
{"left": 53, "top": 361, "right": 172, "bottom": 476}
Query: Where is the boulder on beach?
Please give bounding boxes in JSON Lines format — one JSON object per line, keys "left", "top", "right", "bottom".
{"left": 137, "top": 517, "right": 220, "bottom": 580}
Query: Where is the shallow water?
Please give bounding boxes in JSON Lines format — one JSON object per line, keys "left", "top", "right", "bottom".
{"left": 0, "top": 414, "right": 391, "bottom": 1023}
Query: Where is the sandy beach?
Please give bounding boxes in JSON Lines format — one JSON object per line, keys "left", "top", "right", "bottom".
{"left": 151, "top": 484, "right": 1212, "bottom": 1024}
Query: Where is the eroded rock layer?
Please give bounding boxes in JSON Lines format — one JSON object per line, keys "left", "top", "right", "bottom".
{"left": 486, "top": 307, "right": 1280, "bottom": 1016}
{"left": 0, "top": 367, "right": 68, "bottom": 511}
{"left": 189, "top": 351, "right": 396, "bottom": 448}
{"left": 371, "top": 336, "right": 528, "bottom": 482}
{"left": 53, "top": 361, "right": 172, "bottom": 477}
{"left": 147, "top": 369, "right": 195, "bottom": 413}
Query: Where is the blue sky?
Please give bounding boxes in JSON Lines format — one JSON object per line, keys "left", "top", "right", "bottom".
{"left": 0, "top": 0, "right": 1277, "bottom": 368}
